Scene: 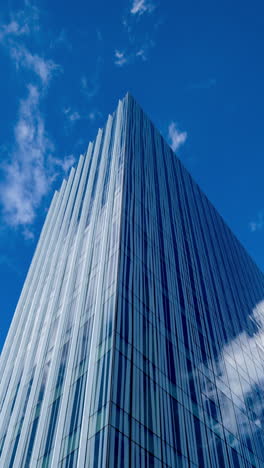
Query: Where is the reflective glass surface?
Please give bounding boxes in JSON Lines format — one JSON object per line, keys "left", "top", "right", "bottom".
{"left": 0, "top": 94, "right": 264, "bottom": 467}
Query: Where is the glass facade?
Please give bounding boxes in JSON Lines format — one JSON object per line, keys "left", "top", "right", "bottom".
{"left": 0, "top": 93, "right": 264, "bottom": 467}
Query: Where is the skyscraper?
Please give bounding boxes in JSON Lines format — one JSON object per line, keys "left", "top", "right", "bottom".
{"left": 1, "top": 93, "right": 264, "bottom": 468}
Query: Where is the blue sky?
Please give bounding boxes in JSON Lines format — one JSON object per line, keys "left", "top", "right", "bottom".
{"left": 0, "top": 0, "right": 264, "bottom": 351}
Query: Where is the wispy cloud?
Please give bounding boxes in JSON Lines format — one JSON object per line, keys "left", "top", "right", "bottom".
{"left": 114, "top": 50, "right": 128, "bottom": 66}
{"left": 50, "top": 29, "right": 72, "bottom": 51}
{"left": 63, "top": 107, "right": 102, "bottom": 124}
{"left": 0, "top": 4, "right": 70, "bottom": 238}
{"left": 63, "top": 107, "right": 81, "bottom": 122}
{"left": 0, "top": 3, "right": 60, "bottom": 87}
{"left": 114, "top": 41, "right": 154, "bottom": 67}
{"left": 50, "top": 154, "right": 76, "bottom": 173}
{"left": 202, "top": 300, "right": 264, "bottom": 445}
{"left": 81, "top": 56, "right": 103, "bottom": 100}
{"left": 0, "top": 3, "right": 39, "bottom": 41}
{"left": 114, "top": 1, "right": 157, "bottom": 67}
{"left": 0, "top": 85, "right": 52, "bottom": 227}
{"left": 136, "top": 48, "right": 147, "bottom": 61}
{"left": 249, "top": 212, "right": 264, "bottom": 232}
{"left": 88, "top": 110, "right": 102, "bottom": 121}
{"left": 0, "top": 85, "right": 75, "bottom": 235}
{"left": 168, "top": 122, "right": 187, "bottom": 152}
{"left": 130, "top": 0, "right": 155, "bottom": 15}
{"left": 81, "top": 74, "right": 99, "bottom": 98}
{"left": 10, "top": 45, "right": 60, "bottom": 85}
{"left": 0, "top": 20, "right": 29, "bottom": 40}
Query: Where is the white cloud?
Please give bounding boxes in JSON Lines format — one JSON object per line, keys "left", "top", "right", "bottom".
{"left": 80, "top": 57, "right": 102, "bottom": 99}
{"left": 23, "top": 227, "right": 35, "bottom": 240}
{"left": 50, "top": 29, "right": 72, "bottom": 51}
{"left": 114, "top": 45, "right": 151, "bottom": 67}
{"left": 249, "top": 212, "right": 264, "bottom": 232}
{"left": 136, "top": 48, "right": 147, "bottom": 61}
{"left": 0, "top": 20, "right": 29, "bottom": 40}
{"left": 63, "top": 107, "right": 81, "bottom": 122}
{"left": 88, "top": 112, "right": 96, "bottom": 121}
{"left": 10, "top": 45, "right": 60, "bottom": 85}
{"left": 88, "top": 110, "right": 102, "bottom": 121}
{"left": 69, "top": 112, "right": 81, "bottom": 122}
{"left": 51, "top": 154, "right": 76, "bottom": 173}
{"left": 168, "top": 122, "right": 187, "bottom": 152}
{"left": 0, "top": 5, "right": 60, "bottom": 87}
{"left": 0, "top": 85, "right": 76, "bottom": 236}
{"left": 0, "top": 5, "right": 69, "bottom": 238}
{"left": 0, "top": 85, "right": 51, "bottom": 228}
{"left": 63, "top": 107, "right": 102, "bottom": 124}
{"left": 114, "top": 50, "right": 128, "bottom": 66}
{"left": 202, "top": 300, "right": 264, "bottom": 442}
{"left": 115, "top": 1, "right": 157, "bottom": 68}
{"left": 0, "top": 4, "right": 39, "bottom": 42}
{"left": 81, "top": 75, "right": 99, "bottom": 99}
{"left": 130, "top": 0, "right": 155, "bottom": 15}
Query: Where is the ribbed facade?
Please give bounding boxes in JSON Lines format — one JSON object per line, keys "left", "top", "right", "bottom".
{"left": 1, "top": 94, "right": 264, "bottom": 467}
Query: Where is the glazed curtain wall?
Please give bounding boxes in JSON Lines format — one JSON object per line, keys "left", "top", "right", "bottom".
{"left": 0, "top": 98, "right": 128, "bottom": 467}
{"left": 110, "top": 95, "right": 264, "bottom": 467}
{"left": 1, "top": 93, "right": 264, "bottom": 467}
